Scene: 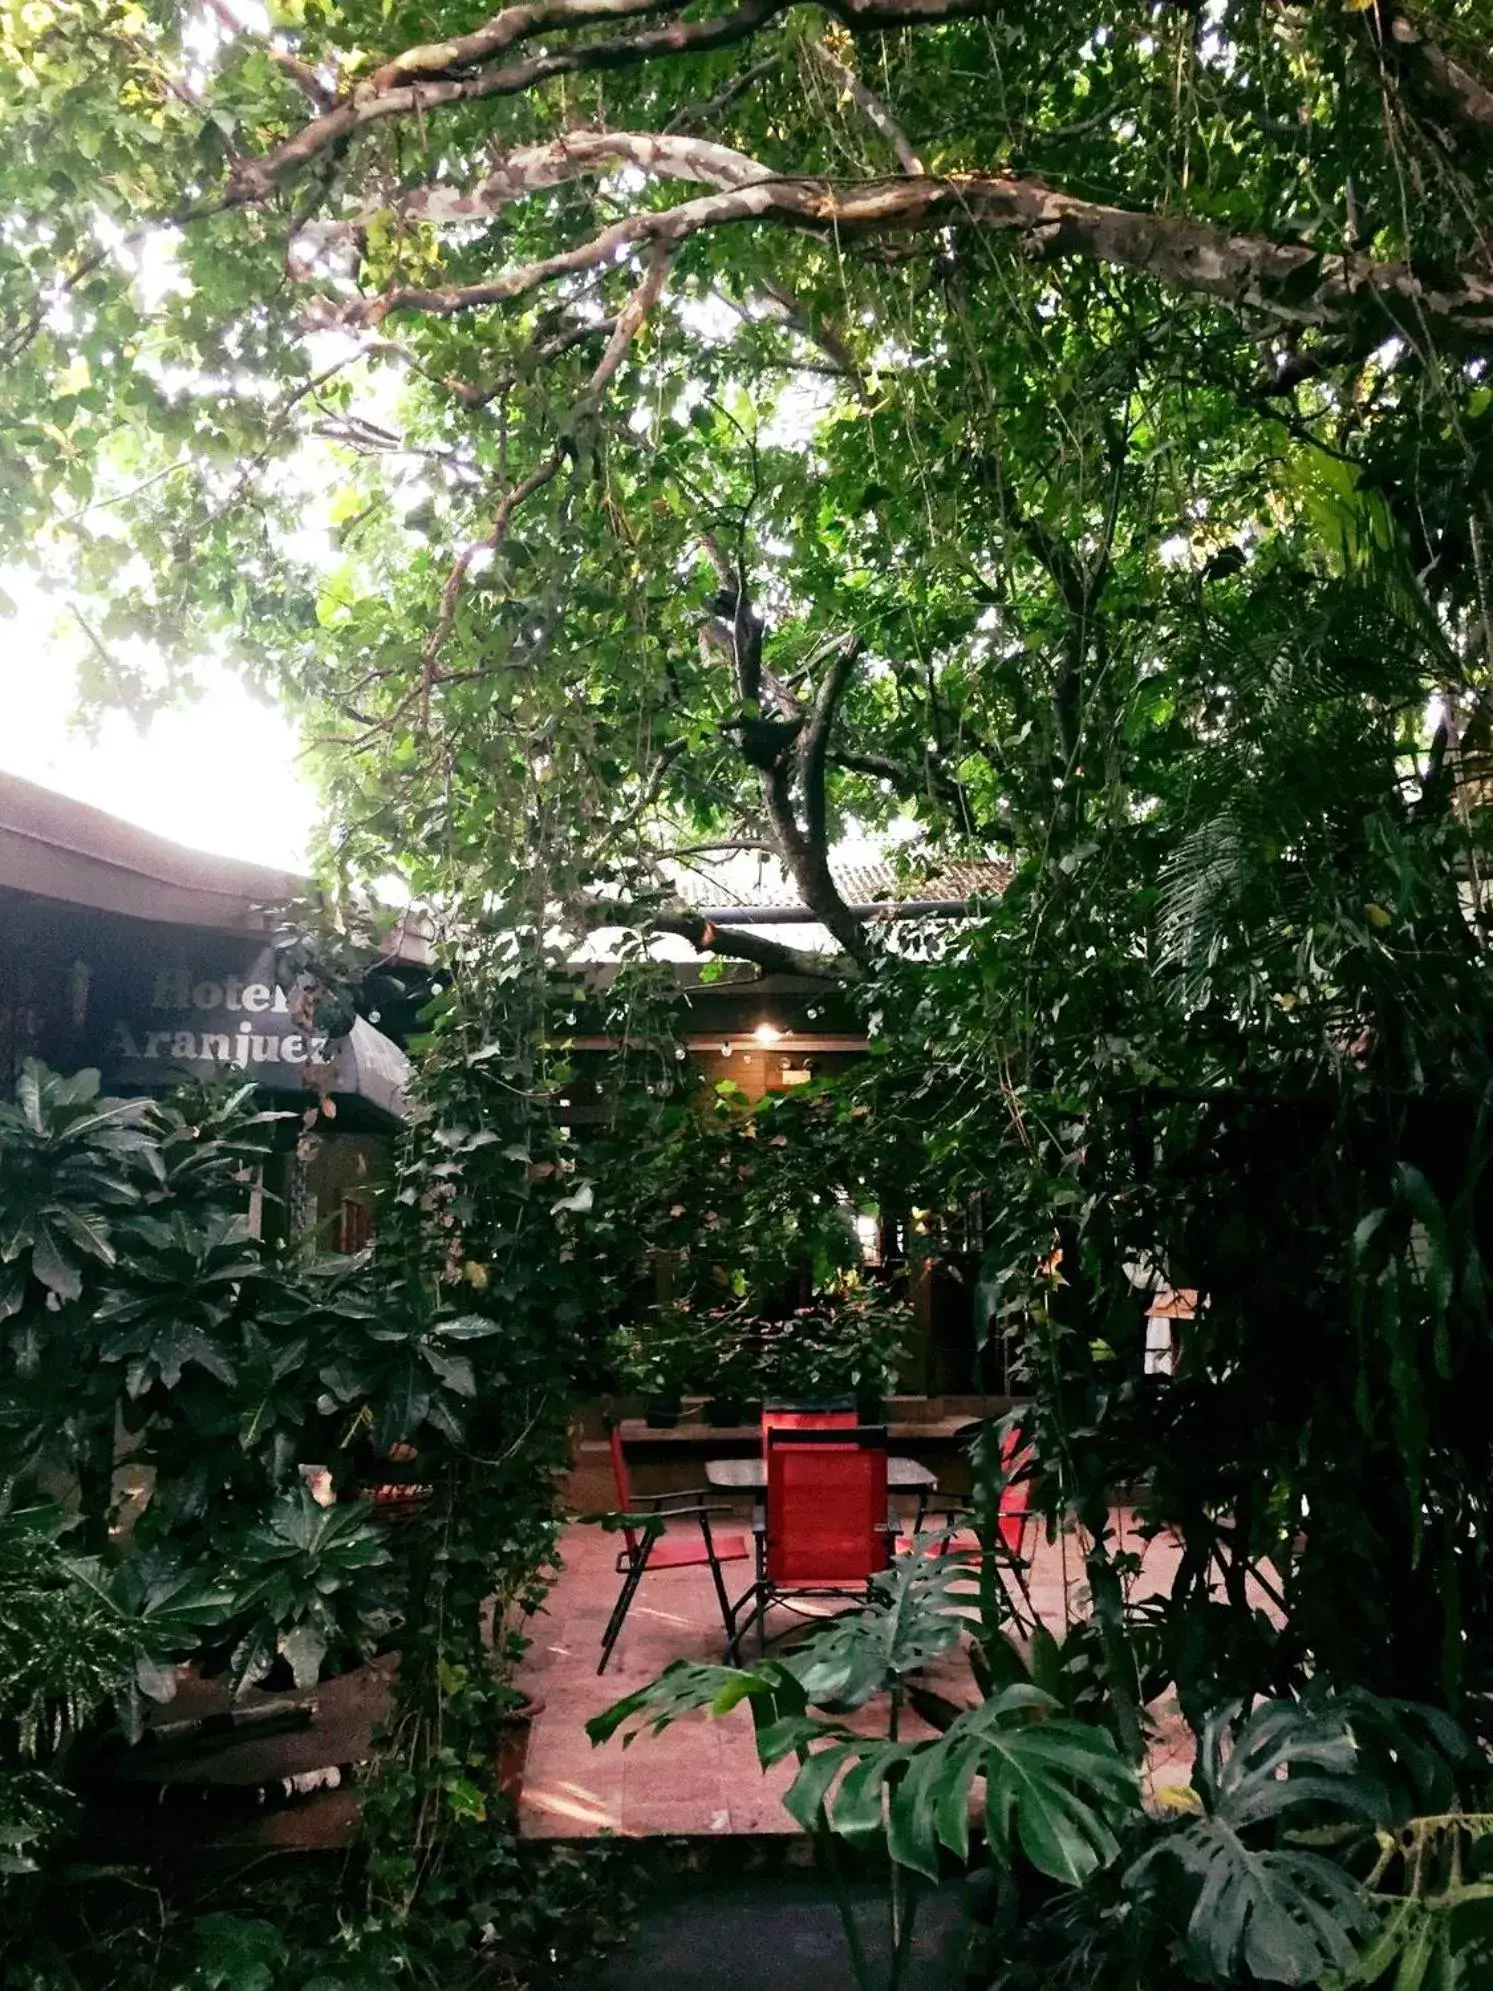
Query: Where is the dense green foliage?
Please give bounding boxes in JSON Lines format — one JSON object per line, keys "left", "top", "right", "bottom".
{"left": 0, "top": 1055, "right": 630, "bottom": 1987}
{"left": 5, "top": 0, "right": 1493, "bottom": 1980}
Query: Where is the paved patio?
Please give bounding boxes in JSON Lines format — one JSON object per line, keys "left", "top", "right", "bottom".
{"left": 517, "top": 1505, "right": 1227, "bottom": 1840}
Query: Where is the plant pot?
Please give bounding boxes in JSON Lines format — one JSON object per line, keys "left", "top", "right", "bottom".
{"left": 644, "top": 1392, "right": 683, "bottom": 1428}
{"left": 496, "top": 1693, "right": 544, "bottom": 1802}
{"left": 705, "top": 1396, "right": 746, "bottom": 1427}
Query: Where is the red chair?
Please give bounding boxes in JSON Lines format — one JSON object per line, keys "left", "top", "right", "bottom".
{"left": 998, "top": 1423, "right": 1034, "bottom": 1553}
{"left": 725, "top": 1425, "right": 891, "bottom": 1660}
{"left": 901, "top": 1421, "right": 1036, "bottom": 1628}
{"left": 596, "top": 1418, "right": 751, "bottom": 1674}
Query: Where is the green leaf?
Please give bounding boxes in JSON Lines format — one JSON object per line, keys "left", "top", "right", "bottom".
{"left": 50, "top": 1204, "right": 116, "bottom": 1267}
{"left": 229, "top": 1620, "right": 277, "bottom": 1696}
{"left": 447, "top": 1777, "right": 488, "bottom": 1822}
{"left": 977, "top": 1708, "right": 1133, "bottom": 1885}
{"left": 1131, "top": 1700, "right": 1386, "bottom": 1984}
{"left": 782, "top": 1741, "right": 851, "bottom": 1833}
{"left": 1132, "top": 1830, "right": 1372, "bottom": 1985}
{"left": 431, "top": 1313, "right": 505, "bottom": 1339}
{"left": 29, "top": 1222, "right": 81, "bottom": 1302}
{"left": 280, "top": 1623, "right": 326, "bottom": 1690}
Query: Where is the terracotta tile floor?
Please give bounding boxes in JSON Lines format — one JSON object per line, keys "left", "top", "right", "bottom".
{"left": 517, "top": 1505, "right": 1259, "bottom": 1840}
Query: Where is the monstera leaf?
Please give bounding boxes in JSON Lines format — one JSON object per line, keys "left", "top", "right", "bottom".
{"left": 591, "top": 1659, "right": 1137, "bottom": 1886}
{"left": 1128, "top": 1699, "right": 1388, "bottom": 1986}
{"left": 788, "top": 1547, "right": 980, "bottom": 1710}
{"left": 588, "top": 1657, "right": 783, "bottom": 1747}
{"left": 775, "top": 1685, "right": 1137, "bottom": 1884}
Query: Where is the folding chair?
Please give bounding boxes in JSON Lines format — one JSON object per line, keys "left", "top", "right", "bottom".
{"left": 725, "top": 1425, "right": 891, "bottom": 1661}
{"left": 901, "top": 1422, "right": 1037, "bottom": 1629}
{"left": 596, "top": 1418, "right": 750, "bottom": 1674}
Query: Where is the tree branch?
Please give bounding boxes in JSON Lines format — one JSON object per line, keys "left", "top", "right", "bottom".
{"left": 651, "top": 909, "right": 852, "bottom": 980}
{"left": 654, "top": 838, "right": 778, "bottom": 857}
{"left": 230, "top": 0, "right": 1001, "bottom": 198}
{"left": 700, "top": 532, "right": 765, "bottom": 708}
{"left": 414, "top": 244, "right": 674, "bottom": 721}
{"left": 202, "top": 0, "right": 336, "bottom": 108}
{"left": 809, "top": 39, "right": 924, "bottom": 174}
{"left": 366, "top": 0, "right": 686, "bottom": 91}
{"left": 695, "top": 562, "right": 872, "bottom": 965}
{"left": 664, "top": 52, "right": 783, "bottom": 134}
{"left": 755, "top": 276, "right": 871, "bottom": 403}
{"left": 1363, "top": 2, "right": 1493, "bottom": 147}
{"left": 232, "top": 0, "right": 785, "bottom": 196}
{"left": 801, "top": 634, "right": 864, "bottom": 853}
{"left": 341, "top": 137, "right": 1493, "bottom": 356}
{"left": 826, "top": 746, "right": 987, "bottom": 838}
{"left": 445, "top": 315, "right": 617, "bottom": 409}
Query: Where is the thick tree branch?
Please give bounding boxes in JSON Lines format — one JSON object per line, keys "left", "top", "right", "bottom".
{"left": 344, "top": 137, "right": 1493, "bottom": 356}
{"left": 652, "top": 909, "right": 852, "bottom": 981}
{"left": 772, "top": 637, "right": 873, "bottom": 962}
{"left": 231, "top": 0, "right": 995, "bottom": 199}
{"left": 398, "top": 130, "right": 771, "bottom": 223}
{"left": 367, "top": 0, "right": 684, "bottom": 91}
{"left": 696, "top": 562, "right": 872, "bottom": 965}
{"left": 1364, "top": 2, "right": 1493, "bottom": 146}
{"left": 801, "top": 634, "right": 864, "bottom": 854}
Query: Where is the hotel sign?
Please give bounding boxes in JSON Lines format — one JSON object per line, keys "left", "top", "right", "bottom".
{"left": 105, "top": 948, "right": 333, "bottom": 1094}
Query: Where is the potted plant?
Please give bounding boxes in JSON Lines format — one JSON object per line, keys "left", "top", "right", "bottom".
{"left": 686, "top": 1303, "right": 756, "bottom": 1426}
{"left": 495, "top": 1679, "right": 545, "bottom": 1801}
{"left": 843, "top": 1287, "right": 912, "bottom": 1421}
{"left": 761, "top": 1286, "right": 911, "bottom": 1419}
{"left": 609, "top": 1305, "right": 702, "bottom": 1426}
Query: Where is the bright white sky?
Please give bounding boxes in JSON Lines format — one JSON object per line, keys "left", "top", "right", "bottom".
{"left": 0, "top": 569, "right": 318, "bottom": 871}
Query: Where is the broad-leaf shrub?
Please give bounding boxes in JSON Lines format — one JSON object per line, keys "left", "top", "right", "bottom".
{"left": 0, "top": 1062, "right": 476, "bottom": 1731}
{"left": 226, "top": 1486, "right": 393, "bottom": 1692}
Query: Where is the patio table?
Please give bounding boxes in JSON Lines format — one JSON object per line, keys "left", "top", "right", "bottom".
{"left": 705, "top": 1455, "right": 936, "bottom": 1492}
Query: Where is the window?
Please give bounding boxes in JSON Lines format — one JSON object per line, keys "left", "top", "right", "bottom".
{"left": 336, "top": 1195, "right": 375, "bottom": 1254}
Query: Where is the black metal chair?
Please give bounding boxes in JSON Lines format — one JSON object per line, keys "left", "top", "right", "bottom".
{"left": 595, "top": 1417, "right": 750, "bottom": 1673}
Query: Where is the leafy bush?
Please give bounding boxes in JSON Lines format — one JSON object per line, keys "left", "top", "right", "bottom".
{"left": 0, "top": 1501, "right": 140, "bottom": 1755}
{"left": 226, "top": 1486, "right": 393, "bottom": 1691}
{"left": 611, "top": 1285, "right": 912, "bottom": 1408}
{"left": 0, "top": 1061, "right": 518, "bottom": 1766}
{"left": 757, "top": 1289, "right": 912, "bottom": 1404}
{"left": 0, "top": 1042, "right": 623, "bottom": 1983}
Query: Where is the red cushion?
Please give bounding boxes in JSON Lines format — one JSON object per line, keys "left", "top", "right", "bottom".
{"left": 650, "top": 1532, "right": 750, "bottom": 1568}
